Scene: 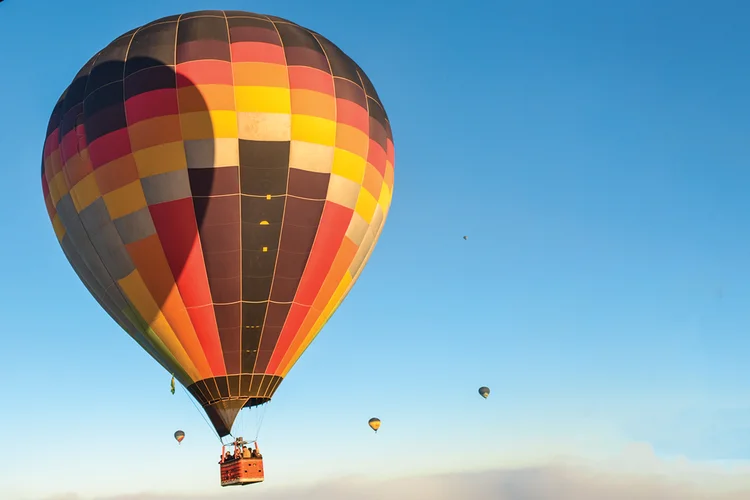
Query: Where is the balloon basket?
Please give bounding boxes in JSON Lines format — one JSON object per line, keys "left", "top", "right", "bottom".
{"left": 219, "top": 438, "right": 265, "bottom": 487}
{"left": 220, "top": 458, "right": 264, "bottom": 486}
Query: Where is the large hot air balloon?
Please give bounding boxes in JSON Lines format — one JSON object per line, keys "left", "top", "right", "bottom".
{"left": 41, "top": 10, "right": 394, "bottom": 485}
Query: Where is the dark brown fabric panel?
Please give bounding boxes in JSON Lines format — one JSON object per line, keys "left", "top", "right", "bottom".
{"left": 269, "top": 197, "right": 324, "bottom": 302}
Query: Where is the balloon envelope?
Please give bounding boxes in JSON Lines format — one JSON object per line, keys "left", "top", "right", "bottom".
{"left": 368, "top": 417, "right": 381, "bottom": 432}
{"left": 174, "top": 430, "right": 185, "bottom": 443}
{"left": 41, "top": 10, "right": 394, "bottom": 438}
{"left": 478, "top": 386, "right": 490, "bottom": 399}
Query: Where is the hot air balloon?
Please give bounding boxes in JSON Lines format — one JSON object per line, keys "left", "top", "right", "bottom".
{"left": 174, "top": 430, "right": 186, "bottom": 444}
{"left": 478, "top": 386, "right": 490, "bottom": 399}
{"left": 41, "top": 10, "right": 394, "bottom": 488}
{"left": 368, "top": 417, "right": 381, "bottom": 432}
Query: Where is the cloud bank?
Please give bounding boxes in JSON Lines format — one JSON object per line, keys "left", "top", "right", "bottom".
{"left": 40, "top": 443, "right": 750, "bottom": 500}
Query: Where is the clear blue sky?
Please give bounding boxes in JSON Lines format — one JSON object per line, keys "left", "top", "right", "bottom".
{"left": 2, "top": 0, "right": 750, "bottom": 498}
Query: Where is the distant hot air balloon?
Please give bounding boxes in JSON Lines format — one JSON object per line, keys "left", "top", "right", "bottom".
{"left": 41, "top": 9, "right": 394, "bottom": 487}
{"left": 368, "top": 417, "right": 381, "bottom": 432}
{"left": 174, "top": 430, "right": 185, "bottom": 444}
{"left": 478, "top": 387, "right": 490, "bottom": 399}
{"left": 463, "top": 235, "right": 468, "bottom": 240}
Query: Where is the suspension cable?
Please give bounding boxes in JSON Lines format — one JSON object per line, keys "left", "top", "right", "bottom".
{"left": 180, "top": 385, "right": 222, "bottom": 443}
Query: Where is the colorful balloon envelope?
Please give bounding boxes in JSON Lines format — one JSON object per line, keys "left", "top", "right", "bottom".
{"left": 368, "top": 417, "right": 381, "bottom": 432}
{"left": 174, "top": 430, "right": 186, "bottom": 444}
{"left": 41, "top": 10, "right": 394, "bottom": 438}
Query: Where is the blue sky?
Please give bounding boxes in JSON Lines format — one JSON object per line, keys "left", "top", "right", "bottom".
{"left": 2, "top": 0, "right": 750, "bottom": 498}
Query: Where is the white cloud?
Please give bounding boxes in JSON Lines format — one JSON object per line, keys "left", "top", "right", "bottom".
{"left": 33, "top": 443, "right": 750, "bottom": 500}
{"left": 35, "top": 469, "right": 750, "bottom": 500}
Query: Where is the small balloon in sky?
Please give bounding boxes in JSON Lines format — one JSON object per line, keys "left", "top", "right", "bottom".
{"left": 368, "top": 417, "right": 381, "bottom": 432}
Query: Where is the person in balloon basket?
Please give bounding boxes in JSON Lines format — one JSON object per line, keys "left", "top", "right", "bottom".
{"left": 220, "top": 438, "right": 262, "bottom": 464}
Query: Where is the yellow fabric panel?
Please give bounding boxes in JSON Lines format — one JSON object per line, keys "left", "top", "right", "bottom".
{"left": 378, "top": 183, "right": 392, "bottom": 215}
{"left": 291, "top": 115, "right": 336, "bottom": 147}
{"left": 103, "top": 180, "right": 147, "bottom": 219}
{"left": 133, "top": 142, "right": 187, "bottom": 178}
{"left": 331, "top": 147, "right": 366, "bottom": 183}
{"left": 52, "top": 214, "right": 66, "bottom": 241}
{"left": 49, "top": 171, "right": 69, "bottom": 207}
{"left": 235, "top": 87, "right": 291, "bottom": 114}
{"left": 210, "top": 110, "right": 240, "bottom": 138}
{"left": 118, "top": 270, "right": 202, "bottom": 381}
{"left": 384, "top": 161, "right": 394, "bottom": 190}
{"left": 69, "top": 172, "right": 101, "bottom": 213}
{"left": 354, "top": 188, "right": 378, "bottom": 224}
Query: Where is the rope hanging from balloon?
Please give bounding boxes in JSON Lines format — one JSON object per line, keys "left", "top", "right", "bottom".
{"left": 180, "top": 385, "right": 222, "bottom": 443}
